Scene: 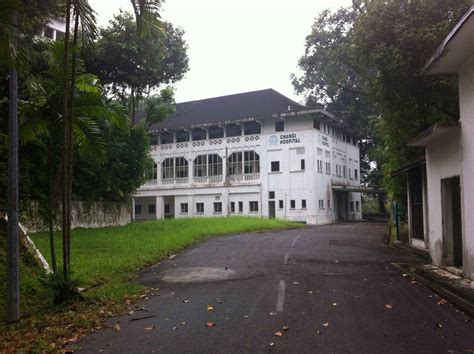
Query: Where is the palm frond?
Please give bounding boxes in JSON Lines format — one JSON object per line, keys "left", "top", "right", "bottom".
{"left": 0, "top": 0, "right": 19, "bottom": 67}
{"left": 73, "top": 116, "right": 106, "bottom": 162}
{"left": 73, "top": 0, "right": 98, "bottom": 48}
{"left": 130, "top": 0, "right": 163, "bottom": 37}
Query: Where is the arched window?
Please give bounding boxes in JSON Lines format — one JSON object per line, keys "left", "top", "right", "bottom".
{"left": 228, "top": 152, "right": 243, "bottom": 175}
{"left": 193, "top": 155, "right": 207, "bottom": 177}
{"left": 175, "top": 157, "right": 188, "bottom": 178}
{"left": 162, "top": 158, "right": 174, "bottom": 179}
{"left": 244, "top": 151, "right": 260, "bottom": 173}
{"left": 208, "top": 154, "right": 223, "bottom": 176}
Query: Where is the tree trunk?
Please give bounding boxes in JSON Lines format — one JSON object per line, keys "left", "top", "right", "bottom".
{"left": 48, "top": 121, "right": 57, "bottom": 272}
{"left": 61, "top": 0, "right": 72, "bottom": 282}
{"left": 65, "top": 10, "right": 80, "bottom": 268}
{"left": 6, "top": 11, "right": 20, "bottom": 323}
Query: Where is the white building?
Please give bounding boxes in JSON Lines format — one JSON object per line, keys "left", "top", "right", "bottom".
{"left": 43, "top": 18, "right": 66, "bottom": 41}
{"left": 397, "top": 7, "right": 474, "bottom": 280}
{"left": 133, "top": 89, "right": 362, "bottom": 224}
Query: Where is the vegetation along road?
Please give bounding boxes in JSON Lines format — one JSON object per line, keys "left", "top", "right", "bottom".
{"left": 77, "top": 222, "right": 474, "bottom": 353}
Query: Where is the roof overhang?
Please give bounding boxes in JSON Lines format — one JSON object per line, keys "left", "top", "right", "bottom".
{"left": 391, "top": 155, "right": 426, "bottom": 177}
{"left": 421, "top": 6, "right": 474, "bottom": 75}
{"left": 408, "top": 122, "right": 460, "bottom": 147}
{"left": 331, "top": 185, "right": 386, "bottom": 194}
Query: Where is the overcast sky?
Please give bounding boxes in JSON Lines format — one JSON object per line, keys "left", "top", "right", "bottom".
{"left": 89, "top": 0, "right": 352, "bottom": 103}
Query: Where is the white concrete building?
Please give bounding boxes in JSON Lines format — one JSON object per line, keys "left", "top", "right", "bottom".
{"left": 133, "top": 89, "right": 362, "bottom": 224}
{"left": 400, "top": 7, "right": 474, "bottom": 280}
{"left": 43, "top": 18, "right": 66, "bottom": 41}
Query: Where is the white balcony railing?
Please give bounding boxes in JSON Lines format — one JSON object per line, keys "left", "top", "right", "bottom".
{"left": 228, "top": 173, "right": 260, "bottom": 182}
{"left": 161, "top": 177, "right": 190, "bottom": 185}
{"left": 193, "top": 175, "right": 223, "bottom": 184}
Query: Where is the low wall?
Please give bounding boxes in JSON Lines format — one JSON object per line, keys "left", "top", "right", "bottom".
{"left": 23, "top": 201, "right": 132, "bottom": 233}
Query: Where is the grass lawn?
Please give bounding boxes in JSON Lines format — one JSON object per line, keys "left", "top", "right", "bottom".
{"left": 1, "top": 217, "right": 301, "bottom": 350}
{"left": 30, "top": 216, "right": 302, "bottom": 301}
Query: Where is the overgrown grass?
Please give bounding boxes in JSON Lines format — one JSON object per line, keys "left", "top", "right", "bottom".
{"left": 30, "top": 217, "right": 301, "bottom": 300}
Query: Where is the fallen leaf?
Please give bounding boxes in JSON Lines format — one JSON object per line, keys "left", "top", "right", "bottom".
{"left": 292, "top": 281, "right": 299, "bottom": 285}
{"left": 402, "top": 273, "right": 408, "bottom": 277}
{"left": 207, "top": 304, "right": 214, "bottom": 311}
{"left": 363, "top": 278, "right": 368, "bottom": 282}
{"left": 269, "top": 342, "right": 275, "bottom": 347}
{"left": 274, "top": 331, "right": 284, "bottom": 337}
{"left": 332, "top": 303, "right": 337, "bottom": 306}
{"left": 437, "top": 299, "right": 448, "bottom": 306}
{"left": 244, "top": 315, "right": 249, "bottom": 318}
{"left": 282, "top": 325, "right": 289, "bottom": 331}
{"left": 183, "top": 299, "right": 190, "bottom": 303}
{"left": 436, "top": 323, "right": 443, "bottom": 328}
{"left": 173, "top": 326, "right": 178, "bottom": 330}
{"left": 307, "top": 291, "right": 313, "bottom": 294}
{"left": 316, "top": 330, "right": 321, "bottom": 335}
{"left": 169, "top": 254, "right": 176, "bottom": 259}
{"left": 322, "top": 322, "right": 329, "bottom": 327}
{"left": 128, "top": 310, "right": 135, "bottom": 315}
{"left": 269, "top": 311, "right": 276, "bottom": 316}
{"left": 113, "top": 323, "right": 121, "bottom": 332}
{"left": 206, "top": 322, "right": 216, "bottom": 327}
{"left": 384, "top": 304, "right": 393, "bottom": 309}
{"left": 144, "top": 325, "right": 155, "bottom": 331}
{"left": 181, "top": 321, "right": 186, "bottom": 325}
{"left": 217, "top": 300, "right": 223, "bottom": 304}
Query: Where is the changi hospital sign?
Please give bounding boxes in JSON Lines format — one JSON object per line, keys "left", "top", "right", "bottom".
{"left": 270, "top": 133, "right": 301, "bottom": 145}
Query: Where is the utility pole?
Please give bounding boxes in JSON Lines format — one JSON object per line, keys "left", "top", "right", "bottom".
{"left": 7, "top": 11, "right": 20, "bottom": 323}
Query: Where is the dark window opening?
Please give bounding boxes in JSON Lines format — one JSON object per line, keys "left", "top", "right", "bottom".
{"left": 249, "top": 201, "right": 259, "bottom": 212}
{"left": 226, "top": 124, "right": 242, "bottom": 137}
{"left": 244, "top": 121, "right": 261, "bottom": 135}
{"left": 176, "top": 130, "right": 190, "bottom": 142}
{"left": 301, "top": 159, "right": 305, "bottom": 170}
{"left": 180, "top": 203, "right": 188, "bottom": 213}
{"left": 271, "top": 161, "right": 280, "bottom": 172}
{"left": 278, "top": 200, "right": 284, "bottom": 209}
{"left": 269, "top": 191, "right": 275, "bottom": 199}
{"left": 135, "top": 205, "right": 141, "bottom": 214}
{"left": 148, "top": 204, "right": 156, "bottom": 214}
{"left": 275, "top": 120, "right": 284, "bottom": 132}
{"left": 313, "top": 119, "right": 320, "bottom": 130}
{"left": 302, "top": 200, "right": 306, "bottom": 209}
{"left": 214, "top": 202, "right": 222, "bottom": 213}
{"left": 192, "top": 128, "right": 206, "bottom": 141}
{"left": 160, "top": 132, "right": 174, "bottom": 144}
{"left": 208, "top": 126, "right": 224, "bottom": 139}
{"left": 290, "top": 200, "right": 296, "bottom": 209}
{"left": 238, "top": 201, "right": 243, "bottom": 212}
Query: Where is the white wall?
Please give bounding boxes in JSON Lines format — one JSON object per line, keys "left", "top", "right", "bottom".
{"left": 459, "top": 53, "right": 474, "bottom": 279}
{"left": 424, "top": 130, "right": 462, "bottom": 268}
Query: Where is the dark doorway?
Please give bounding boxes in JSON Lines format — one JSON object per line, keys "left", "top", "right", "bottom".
{"left": 408, "top": 166, "right": 425, "bottom": 240}
{"left": 441, "top": 176, "right": 463, "bottom": 267}
{"left": 268, "top": 201, "right": 276, "bottom": 219}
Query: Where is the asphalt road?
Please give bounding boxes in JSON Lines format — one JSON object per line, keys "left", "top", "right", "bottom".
{"left": 78, "top": 222, "right": 474, "bottom": 353}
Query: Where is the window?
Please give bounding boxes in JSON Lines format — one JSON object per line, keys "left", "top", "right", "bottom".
{"left": 343, "top": 166, "right": 346, "bottom": 178}
{"left": 356, "top": 201, "right": 360, "bottom": 212}
{"left": 301, "top": 159, "right": 305, "bottom": 171}
{"left": 175, "top": 157, "right": 188, "bottom": 178}
{"left": 317, "top": 160, "right": 323, "bottom": 173}
{"left": 162, "top": 158, "right": 174, "bottom": 179}
{"left": 290, "top": 200, "right": 296, "bottom": 209}
{"left": 160, "top": 132, "right": 174, "bottom": 144}
{"left": 148, "top": 204, "right": 156, "bottom": 214}
{"left": 230, "top": 202, "right": 235, "bottom": 213}
{"left": 214, "top": 202, "right": 222, "bottom": 213}
{"left": 354, "top": 169, "right": 359, "bottom": 180}
{"left": 176, "top": 130, "right": 190, "bottom": 142}
{"left": 148, "top": 163, "right": 158, "bottom": 180}
{"left": 164, "top": 204, "right": 170, "bottom": 214}
{"left": 238, "top": 201, "right": 243, "bottom": 212}
{"left": 192, "top": 128, "right": 206, "bottom": 141}
{"left": 244, "top": 151, "right": 260, "bottom": 174}
{"left": 271, "top": 161, "right": 280, "bottom": 172}
{"left": 249, "top": 201, "right": 259, "bottom": 212}
{"left": 208, "top": 154, "right": 223, "bottom": 176}
{"left": 302, "top": 200, "right": 307, "bottom": 209}
{"left": 313, "top": 119, "right": 320, "bottom": 130}
{"left": 196, "top": 203, "right": 204, "bottom": 213}
{"left": 279, "top": 200, "right": 284, "bottom": 209}
{"left": 208, "top": 126, "right": 224, "bottom": 139}
{"left": 150, "top": 134, "right": 159, "bottom": 145}
{"left": 44, "top": 26, "right": 54, "bottom": 39}
{"left": 193, "top": 155, "right": 207, "bottom": 177}
{"left": 275, "top": 120, "right": 284, "bottom": 132}
{"left": 135, "top": 205, "right": 141, "bottom": 214}
{"left": 228, "top": 152, "right": 243, "bottom": 175}
{"left": 269, "top": 191, "right": 275, "bottom": 199}
{"left": 55, "top": 30, "right": 65, "bottom": 40}
{"left": 226, "top": 124, "right": 242, "bottom": 137}
{"left": 327, "top": 198, "right": 331, "bottom": 209}
{"left": 325, "top": 162, "right": 331, "bottom": 175}
{"left": 350, "top": 201, "right": 354, "bottom": 212}
{"left": 317, "top": 148, "right": 323, "bottom": 156}
{"left": 180, "top": 203, "right": 188, "bottom": 213}
{"left": 319, "top": 199, "right": 325, "bottom": 209}
{"left": 244, "top": 121, "right": 261, "bottom": 135}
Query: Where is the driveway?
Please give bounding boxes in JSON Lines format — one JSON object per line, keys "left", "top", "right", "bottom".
{"left": 78, "top": 222, "right": 474, "bottom": 353}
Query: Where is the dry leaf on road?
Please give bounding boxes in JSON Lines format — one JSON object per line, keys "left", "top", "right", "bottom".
{"left": 206, "top": 322, "right": 216, "bottom": 327}
{"left": 273, "top": 331, "right": 284, "bottom": 337}
{"left": 322, "top": 322, "right": 329, "bottom": 327}
{"left": 144, "top": 325, "right": 155, "bottom": 331}
{"left": 207, "top": 305, "right": 214, "bottom": 311}
{"left": 282, "top": 325, "right": 289, "bottom": 331}
{"left": 385, "top": 304, "right": 393, "bottom": 309}
{"left": 113, "top": 323, "right": 121, "bottom": 332}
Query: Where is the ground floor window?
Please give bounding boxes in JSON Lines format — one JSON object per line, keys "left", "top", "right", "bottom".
{"left": 148, "top": 204, "right": 156, "bottom": 214}
{"left": 318, "top": 199, "right": 324, "bottom": 209}
{"left": 238, "top": 201, "right": 243, "bottom": 212}
{"left": 290, "top": 200, "right": 296, "bottom": 209}
{"left": 214, "top": 202, "right": 222, "bottom": 213}
{"left": 180, "top": 203, "right": 188, "bottom": 213}
{"left": 301, "top": 200, "right": 306, "bottom": 209}
{"left": 249, "top": 201, "right": 259, "bottom": 212}
{"left": 135, "top": 205, "right": 141, "bottom": 214}
{"left": 196, "top": 202, "right": 204, "bottom": 213}
{"left": 279, "top": 200, "right": 284, "bottom": 209}
{"left": 269, "top": 191, "right": 275, "bottom": 199}
{"left": 271, "top": 161, "right": 280, "bottom": 172}
{"left": 230, "top": 202, "right": 235, "bottom": 213}
{"left": 164, "top": 204, "right": 170, "bottom": 214}
{"left": 356, "top": 201, "right": 360, "bottom": 212}
{"left": 350, "top": 201, "right": 354, "bottom": 212}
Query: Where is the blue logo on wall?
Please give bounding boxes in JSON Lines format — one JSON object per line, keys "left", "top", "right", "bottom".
{"left": 269, "top": 135, "right": 278, "bottom": 145}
